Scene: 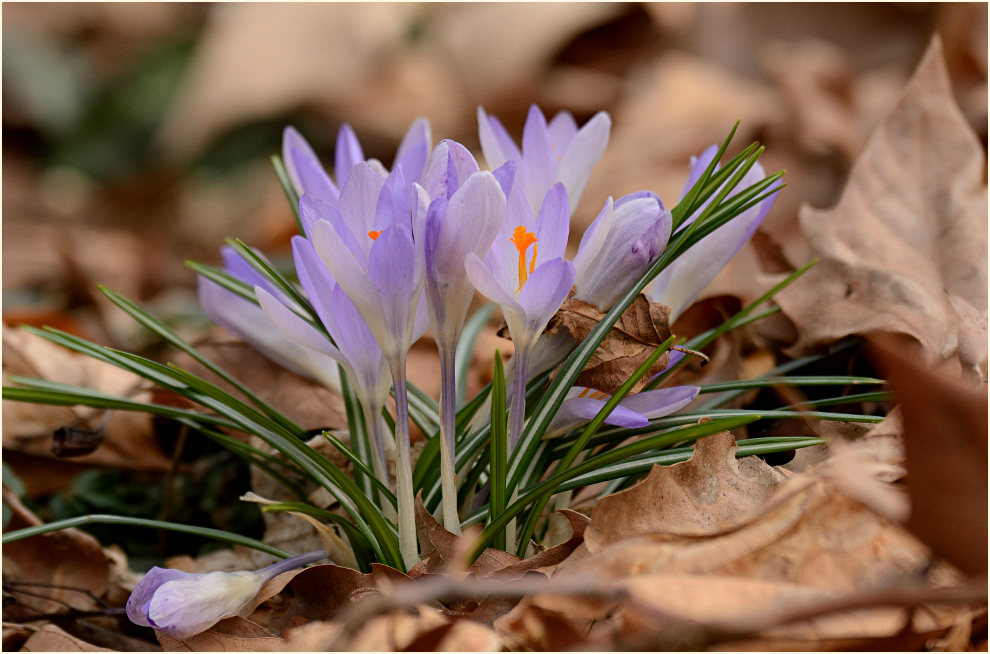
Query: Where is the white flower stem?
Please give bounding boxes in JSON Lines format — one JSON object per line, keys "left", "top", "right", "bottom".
{"left": 505, "top": 342, "right": 532, "bottom": 550}
{"left": 362, "top": 401, "right": 396, "bottom": 522}
{"left": 388, "top": 355, "right": 419, "bottom": 571}
{"left": 438, "top": 346, "right": 461, "bottom": 534}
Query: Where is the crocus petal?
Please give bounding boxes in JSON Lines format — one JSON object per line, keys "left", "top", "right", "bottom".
{"left": 678, "top": 144, "right": 719, "bottom": 202}
{"left": 555, "top": 110, "right": 610, "bottom": 214}
{"left": 338, "top": 162, "right": 387, "bottom": 242}
{"left": 647, "top": 160, "right": 777, "bottom": 319}
{"left": 421, "top": 140, "right": 480, "bottom": 200}
{"left": 334, "top": 123, "right": 364, "bottom": 189}
{"left": 291, "top": 236, "right": 339, "bottom": 332}
{"left": 518, "top": 257, "right": 575, "bottom": 345}
{"left": 255, "top": 286, "right": 340, "bottom": 360}
{"left": 393, "top": 118, "right": 431, "bottom": 184}
{"left": 126, "top": 567, "right": 192, "bottom": 628}
{"left": 311, "top": 219, "right": 386, "bottom": 340}
{"left": 532, "top": 183, "right": 571, "bottom": 264}
{"left": 465, "top": 252, "right": 521, "bottom": 312}
{"left": 220, "top": 246, "right": 283, "bottom": 303}
{"left": 367, "top": 225, "right": 420, "bottom": 352}
{"left": 375, "top": 166, "right": 411, "bottom": 232}
{"left": 554, "top": 397, "right": 651, "bottom": 432}
{"left": 146, "top": 570, "right": 265, "bottom": 638}
{"left": 616, "top": 385, "right": 700, "bottom": 419}
{"left": 196, "top": 276, "right": 341, "bottom": 392}
{"left": 299, "top": 194, "right": 362, "bottom": 259}
{"left": 478, "top": 106, "right": 521, "bottom": 170}
{"left": 282, "top": 126, "right": 338, "bottom": 202}
{"left": 547, "top": 111, "right": 578, "bottom": 152}
{"left": 520, "top": 105, "right": 555, "bottom": 209}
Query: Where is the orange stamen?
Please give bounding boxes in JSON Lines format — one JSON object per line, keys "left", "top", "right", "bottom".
{"left": 368, "top": 230, "right": 381, "bottom": 240}
{"left": 510, "top": 225, "right": 538, "bottom": 291}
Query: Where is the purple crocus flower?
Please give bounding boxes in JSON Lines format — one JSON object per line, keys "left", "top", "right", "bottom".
{"left": 418, "top": 141, "right": 509, "bottom": 532}
{"left": 255, "top": 237, "right": 394, "bottom": 484}
{"left": 466, "top": 179, "right": 575, "bottom": 450}
{"left": 547, "top": 385, "right": 699, "bottom": 437}
{"left": 572, "top": 191, "right": 672, "bottom": 312}
{"left": 196, "top": 247, "right": 341, "bottom": 393}
{"left": 282, "top": 118, "right": 431, "bottom": 211}
{"left": 306, "top": 162, "right": 425, "bottom": 569}
{"left": 645, "top": 145, "right": 779, "bottom": 320}
{"left": 478, "top": 105, "right": 610, "bottom": 216}
{"left": 126, "top": 550, "right": 326, "bottom": 639}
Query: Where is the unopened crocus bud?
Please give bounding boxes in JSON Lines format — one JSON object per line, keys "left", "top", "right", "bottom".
{"left": 126, "top": 551, "right": 326, "bottom": 639}
{"left": 572, "top": 191, "right": 672, "bottom": 312}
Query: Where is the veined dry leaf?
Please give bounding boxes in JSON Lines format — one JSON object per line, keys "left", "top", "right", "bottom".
{"left": 156, "top": 616, "right": 283, "bottom": 652}
{"left": 584, "top": 430, "right": 784, "bottom": 552}
{"left": 776, "top": 37, "right": 989, "bottom": 378}
{"left": 414, "top": 499, "right": 521, "bottom": 576}
{"left": 263, "top": 563, "right": 409, "bottom": 635}
{"left": 1, "top": 487, "right": 111, "bottom": 619}
{"left": 546, "top": 293, "right": 672, "bottom": 393}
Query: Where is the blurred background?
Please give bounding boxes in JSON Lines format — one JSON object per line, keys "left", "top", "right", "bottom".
{"left": 2, "top": 2, "right": 987, "bottom": 563}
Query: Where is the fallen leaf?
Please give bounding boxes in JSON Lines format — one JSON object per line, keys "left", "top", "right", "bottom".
{"left": 546, "top": 293, "right": 672, "bottom": 393}
{"left": 2, "top": 487, "right": 111, "bottom": 619}
{"left": 21, "top": 625, "right": 112, "bottom": 652}
{"left": 584, "top": 430, "right": 785, "bottom": 551}
{"left": 776, "top": 37, "right": 988, "bottom": 377}
{"left": 156, "top": 616, "right": 283, "bottom": 652}
{"left": 868, "top": 334, "right": 989, "bottom": 575}
{"left": 2, "top": 326, "right": 169, "bottom": 476}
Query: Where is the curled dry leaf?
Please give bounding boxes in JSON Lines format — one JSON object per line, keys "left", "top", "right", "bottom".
{"left": 584, "top": 430, "right": 785, "bottom": 551}
{"left": 2, "top": 326, "right": 168, "bottom": 475}
{"left": 777, "top": 36, "right": 989, "bottom": 379}
{"left": 868, "top": 334, "right": 989, "bottom": 575}
{"left": 546, "top": 293, "right": 672, "bottom": 393}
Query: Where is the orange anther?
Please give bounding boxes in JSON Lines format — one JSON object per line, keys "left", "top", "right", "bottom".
{"left": 510, "top": 225, "right": 538, "bottom": 291}
{"left": 368, "top": 230, "right": 381, "bottom": 240}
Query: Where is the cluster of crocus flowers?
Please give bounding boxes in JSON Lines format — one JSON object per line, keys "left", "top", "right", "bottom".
{"left": 191, "top": 104, "right": 778, "bottom": 580}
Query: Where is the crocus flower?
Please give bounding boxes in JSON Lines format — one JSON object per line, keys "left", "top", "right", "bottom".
{"left": 645, "top": 145, "right": 779, "bottom": 320}
{"left": 547, "top": 385, "right": 699, "bottom": 438}
{"left": 572, "top": 191, "right": 672, "bottom": 312}
{"left": 418, "top": 141, "right": 509, "bottom": 531}
{"left": 466, "top": 179, "right": 575, "bottom": 449}
{"left": 255, "top": 236, "right": 393, "bottom": 484}
{"left": 282, "top": 118, "right": 431, "bottom": 212}
{"left": 478, "top": 105, "right": 610, "bottom": 216}
{"left": 196, "top": 246, "right": 341, "bottom": 393}
{"left": 126, "top": 550, "right": 327, "bottom": 639}
{"left": 307, "top": 162, "right": 425, "bottom": 569}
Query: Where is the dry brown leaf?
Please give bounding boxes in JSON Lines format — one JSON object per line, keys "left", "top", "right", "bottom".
{"left": 156, "top": 616, "right": 283, "bottom": 652}
{"left": 414, "top": 499, "right": 521, "bottom": 576}
{"left": 262, "top": 563, "right": 409, "bottom": 635}
{"left": 20, "top": 625, "right": 112, "bottom": 652}
{"left": 584, "top": 430, "right": 784, "bottom": 551}
{"left": 777, "top": 37, "right": 988, "bottom": 378}
{"left": 546, "top": 293, "right": 672, "bottom": 393}
{"left": 868, "top": 334, "right": 989, "bottom": 575}
{"left": 2, "top": 488, "right": 111, "bottom": 619}
{"left": 2, "top": 326, "right": 169, "bottom": 476}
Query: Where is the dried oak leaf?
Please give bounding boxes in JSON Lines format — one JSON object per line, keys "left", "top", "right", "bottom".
{"left": 584, "top": 429, "right": 785, "bottom": 551}
{"left": 776, "top": 36, "right": 988, "bottom": 380}
{"left": 2, "top": 487, "right": 111, "bottom": 620}
{"left": 546, "top": 293, "right": 672, "bottom": 393}
{"left": 868, "top": 334, "right": 989, "bottom": 575}
{"left": 156, "top": 616, "right": 283, "bottom": 652}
